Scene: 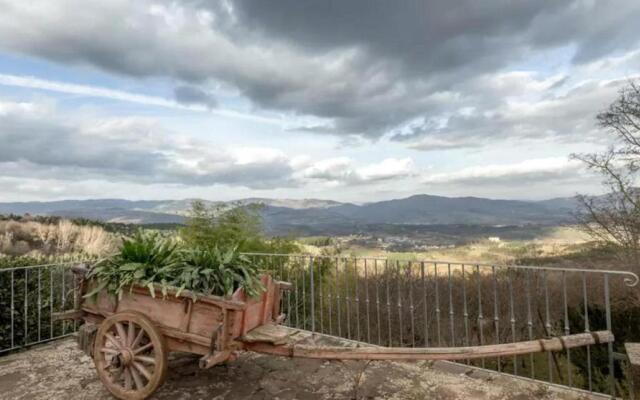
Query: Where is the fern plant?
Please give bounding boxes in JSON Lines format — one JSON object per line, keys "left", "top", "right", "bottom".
{"left": 85, "top": 230, "right": 264, "bottom": 300}
{"left": 86, "top": 230, "right": 179, "bottom": 298}
{"left": 176, "top": 245, "right": 263, "bottom": 298}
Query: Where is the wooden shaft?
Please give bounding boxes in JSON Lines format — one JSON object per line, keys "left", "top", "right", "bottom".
{"left": 246, "top": 331, "right": 614, "bottom": 361}
{"left": 625, "top": 343, "right": 640, "bottom": 399}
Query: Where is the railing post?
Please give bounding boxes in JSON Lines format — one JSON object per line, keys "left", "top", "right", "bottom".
{"left": 309, "top": 256, "right": 315, "bottom": 335}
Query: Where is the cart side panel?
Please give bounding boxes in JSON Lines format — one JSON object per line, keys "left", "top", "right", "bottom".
{"left": 231, "top": 275, "right": 278, "bottom": 337}
{"left": 189, "top": 301, "right": 226, "bottom": 337}
{"left": 83, "top": 288, "right": 225, "bottom": 339}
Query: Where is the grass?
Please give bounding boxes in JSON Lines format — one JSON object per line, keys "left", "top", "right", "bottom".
{"left": 0, "top": 218, "right": 117, "bottom": 257}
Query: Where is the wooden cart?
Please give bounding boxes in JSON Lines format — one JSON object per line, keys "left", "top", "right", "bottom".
{"left": 58, "top": 264, "right": 616, "bottom": 400}
{"left": 61, "top": 264, "right": 294, "bottom": 400}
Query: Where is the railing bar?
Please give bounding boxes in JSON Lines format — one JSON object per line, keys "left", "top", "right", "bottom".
{"left": 37, "top": 268, "right": 42, "bottom": 342}
{"left": 448, "top": 263, "right": 454, "bottom": 347}
{"left": 604, "top": 274, "right": 614, "bottom": 398}
{"left": 302, "top": 256, "right": 306, "bottom": 331}
{"left": 462, "top": 264, "right": 469, "bottom": 364}
{"left": 61, "top": 266, "right": 66, "bottom": 335}
{"left": 435, "top": 262, "right": 441, "bottom": 347}
{"left": 309, "top": 256, "right": 315, "bottom": 334}
{"left": 336, "top": 257, "right": 342, "bottom": 338}
{"left": 492, "top": 265, "right": 500, "bottom": 372}
{"left": 476, "top": 264, "right": 485, "bottom": 369}
{"left": 327, "top": 258, "right": 333, "bottom": 335}
{"left": 294, "top": 261, "right": 300, "bottom": 329}
{"left": 355, "top": 258, "right": 361, "bottom": 342}
{"left": 24, "top": 269, "right": 29, "bottom": 345}
{"left": 508, "top": 268, "right": 517, "bottom": 376}
{"left": 526, "top": 269, "right": 534, "bottom": 379}
{"left": 0, "top": 261, "right": 87, "bottom": 272}
{"left": 49, "top": 267, "right": 53, "bottom": 339}
{"left": 422, "top": 261, "right": 429, "bottom": 347}
{"left": 319, "top": 258, "right": 324, "bottom": 334}
{"left": 386, "top": 259, "right": 392, "bottom": 347}
{"left": 562, "top": 271, "right": 572, "bottom": 388}
{"left": 240, "top": 253, "right": 639, "bottom": 281}
{"left": 409, "top": 262, "right": 416, "bottom": 348}
{"left": 544, "top": 269, "right": 552, "bottom": 383}
{"left": 396, "top": 260, "right": 403, "bottom": 346}
{"left": 286, "top": 258, "right": 291, "bottom": 328}
{"left": 344, "top": 257, "right": 351, "bottom": 340}
{"left": 365, "top": 259, "right": 371, "bottom": 344}
{"left": 375, "top": 260, "right": 381, "bottom": 345}
{"left": 11, "top": 270, "right": 15, "bottom": 349}
{"left": 583, "top": 272, "right": 592, "bottom": 392}
{"left": 73, "top": 268, "right": 78, "bottom": 332}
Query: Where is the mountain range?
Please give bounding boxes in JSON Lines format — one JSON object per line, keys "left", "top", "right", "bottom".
{"left": 0, "top": 195, "right": 580, "bottom": 236}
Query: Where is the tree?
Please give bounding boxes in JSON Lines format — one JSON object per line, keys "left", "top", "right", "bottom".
{"left": 179, "top": 200, "right": 218, "bottom": 248}
{"left": 179, "top": 200, "right": 299, "bottom": 254}
{"left": 572, "top": 81, "right": 640, "bottom": 266}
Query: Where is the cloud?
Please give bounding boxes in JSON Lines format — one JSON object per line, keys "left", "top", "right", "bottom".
{"left": 298, "top": 157, "right": 414, "bottom": 185}
{"left": 0, "top": 97, "right": 416, "bottom": 192}
{"left": 422, "top": 157, "right": 588, "bottom": 185}
{"left": 0, "top": 98, "right": 295, "bottom": 188}
{"left": 0, "top": 73, "right": 281, "bottom": 124}
{"left": 392, "top": 76, "right": 636, "bottom": 150}
{"left": 173, "top": 85, "right": 217, "bottom": 109}
{"left": 0, "top": 0, "right": 638, "bottom": 143}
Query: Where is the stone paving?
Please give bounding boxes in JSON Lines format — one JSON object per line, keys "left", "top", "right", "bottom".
{"left": 0, "top": 337, "right": 599, "bottom": 399}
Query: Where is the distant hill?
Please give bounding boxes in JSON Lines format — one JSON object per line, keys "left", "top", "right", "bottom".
{"left": 0, "top": 195, "right": 580, "bottom": 235}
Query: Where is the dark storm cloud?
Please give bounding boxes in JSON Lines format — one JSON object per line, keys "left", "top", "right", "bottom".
{"left": 230, "top": 0, "right": 640, "bottom": 70}
{"left": 0, "top": 0, "right": 639, "bottom": 141}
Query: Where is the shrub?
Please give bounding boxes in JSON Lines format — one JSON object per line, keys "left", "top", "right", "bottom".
{"left": 179, "top": 200, "right": 300, "bottom": 254}
{"left": 86, "top": 231, "right": 264, "bottom": 299}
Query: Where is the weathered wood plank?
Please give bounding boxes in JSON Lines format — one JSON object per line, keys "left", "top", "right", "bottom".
{"left": 625, "top": 342, "right": 640, "bottom": 399}
{"left": 241, "top": 324, "right": 298, "bottom": 345}
{"left": 248, "top": 331, "right": 614, "bottom": 361}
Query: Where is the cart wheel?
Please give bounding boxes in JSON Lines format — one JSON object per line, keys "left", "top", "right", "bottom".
{"left": 93, "top": 311, "right": 168, "bottom": 400}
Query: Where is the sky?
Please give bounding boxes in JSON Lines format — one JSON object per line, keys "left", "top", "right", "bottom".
{"left": 1, "top": 0, "right": 640, "bottom": 203}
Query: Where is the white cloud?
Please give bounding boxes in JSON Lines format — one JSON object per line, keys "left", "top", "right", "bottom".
{"left": 0, "top": 97, "right": 419, "bottom": 195}
{"left": 422, "top": 157, "right": 586, "bottom": 185}
{"left": 298, "top": 157, "right": 414, "bottom": 185}
{"left": 357, "top": 158, "right": 414, "bottom": 181}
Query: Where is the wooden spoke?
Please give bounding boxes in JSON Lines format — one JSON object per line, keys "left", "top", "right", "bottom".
{"left": 130, "top": 366, "right": 145, "bottom": 390}
{"left": 123, "top": 367, "right": 133, "bottom": 390}
{"left": 134, "top": 355, "right": 156, "bottom": 365}
{"left": 127, "top": 321, "right": 136, "bottom": 346}
{"left": 100, "top": 347, "right": 119, "bottom": 355}
{"left": 115, "top": 322, "right": 127, "bottom": 344}
{"left": 104, "top": 333, "right": 121, "bottom": 349}
{"left": 133, "top": 342, "right": 153, "bottom": 355}
{"left": 132, "top": 361, "right": 152, "bottom": 381}
{"left": 131, "top": 326, "right": 145, "bottom": 349}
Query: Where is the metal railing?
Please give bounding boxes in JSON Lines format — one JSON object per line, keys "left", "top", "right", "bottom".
{"left": 2, "top": 256, "right": 638, "bottom": 399}
{"left": 0, "top": 261, "right": 85, "bottom": 355}
{"left": 245, "top": 253, "right": 639, "bottom": 399}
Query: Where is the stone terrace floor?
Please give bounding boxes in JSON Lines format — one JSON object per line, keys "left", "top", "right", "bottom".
{"left": 0, "top": 337, "right": 602, "bottom": 400}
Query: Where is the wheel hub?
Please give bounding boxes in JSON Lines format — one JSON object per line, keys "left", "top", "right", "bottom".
{"left": 118, "top": 349, "right": 134, "bottom": 366}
